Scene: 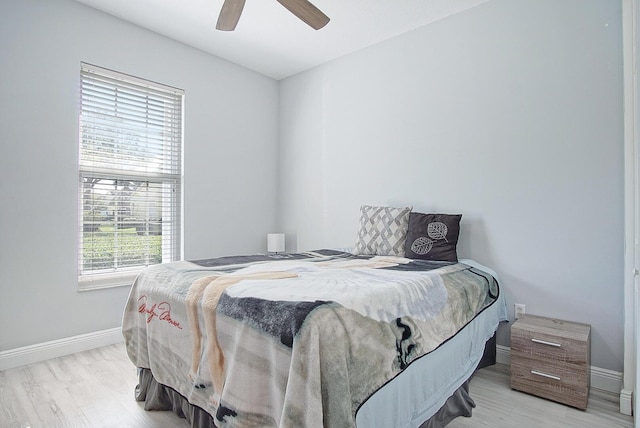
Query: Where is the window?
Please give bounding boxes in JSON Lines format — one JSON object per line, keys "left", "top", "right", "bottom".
{"left": 78, "top": 63, "right": 183, "bottom": 290}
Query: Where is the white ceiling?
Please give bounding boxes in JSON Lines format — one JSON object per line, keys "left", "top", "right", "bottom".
{"left": 75, "top": 0, "right": 490, "bottom": 80}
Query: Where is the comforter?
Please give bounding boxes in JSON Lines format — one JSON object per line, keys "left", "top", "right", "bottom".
{"left": 122, "top": 250, "right": 502, "bottom": 428}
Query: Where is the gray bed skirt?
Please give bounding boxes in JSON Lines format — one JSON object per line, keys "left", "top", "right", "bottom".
{"left": 135, "top": 367, "right": 217, "bottom": 428}
{"left": 134, "top": 334, "right": 496, "bottom": 428}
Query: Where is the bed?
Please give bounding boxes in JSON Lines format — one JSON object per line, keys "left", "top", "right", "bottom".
{"left": 122, "top": 248, "right": 508, "bottom": 427}
{"left": 122, "top": 205, "right": 508, "bottom": 427}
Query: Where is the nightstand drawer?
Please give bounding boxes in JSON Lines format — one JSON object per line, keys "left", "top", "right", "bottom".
{"left": 511, "top": 354, "right": 588, "bottom": 389}
{"left": 511, "top": 355, "right": 589, "bottom": 409}
{"left": 511, "top": 329, "right": 588, "bottom": 365}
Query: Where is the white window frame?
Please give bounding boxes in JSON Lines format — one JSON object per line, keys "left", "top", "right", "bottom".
{"left": 78, "top": 63, "right": 184, "bottom": 290}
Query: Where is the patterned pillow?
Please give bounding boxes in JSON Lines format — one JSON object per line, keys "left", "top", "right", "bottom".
{"left": 353, "top": 205, "right": 412, "bottom": 257}
{"left": 404, "top": 213, "right": 462, "bottom": 262}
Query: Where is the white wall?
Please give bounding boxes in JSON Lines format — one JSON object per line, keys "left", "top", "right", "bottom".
{"left": 279, "top": 0, "right": 624, "bottom": 371}
{"left": 0, "top": 0, "right": 279, "bottom": 351}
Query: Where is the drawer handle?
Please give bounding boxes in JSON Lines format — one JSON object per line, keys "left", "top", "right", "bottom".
{"left": 531, "top": 370, "right": 561, "bottom": 381}
{"left": 531, "top": 338, "right": 561, "bottom": 347}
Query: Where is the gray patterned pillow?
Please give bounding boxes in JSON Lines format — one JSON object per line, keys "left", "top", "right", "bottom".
{"left": 353, "top": 205, "right": 412, "bottom": 256}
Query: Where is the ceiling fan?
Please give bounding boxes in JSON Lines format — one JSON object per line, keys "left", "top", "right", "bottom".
{"left": 216, "top": 0, "right": 330, "bottom": 31}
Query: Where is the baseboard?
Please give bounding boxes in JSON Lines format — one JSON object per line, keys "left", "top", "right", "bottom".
{"left": 495, "top": 345, "right": 623, "bottom": 395}
{"left": 496, "top": 344, "right": 511, "bottom": 366}
{"left": 0, "top": 327, "right": 123, "bottom": 371}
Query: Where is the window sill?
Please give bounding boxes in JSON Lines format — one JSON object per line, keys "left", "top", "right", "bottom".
{"left": 78, "top": 271, "right": 139, "bottom": 291}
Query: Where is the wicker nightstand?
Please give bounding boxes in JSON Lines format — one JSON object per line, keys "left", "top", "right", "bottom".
{"left": 510, "top": 314, "right": 591, "bottom": 409}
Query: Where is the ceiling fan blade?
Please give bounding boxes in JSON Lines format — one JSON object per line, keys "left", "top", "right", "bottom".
{"left": 275, "top": 0, "right": 330, "bottom": 30}
{"left": 216, "top": 0, "right": 246, "bottom": 31}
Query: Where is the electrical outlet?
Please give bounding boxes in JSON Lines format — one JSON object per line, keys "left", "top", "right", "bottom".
{"left": 514, "top": 303, "right": 526, "bottom": 319}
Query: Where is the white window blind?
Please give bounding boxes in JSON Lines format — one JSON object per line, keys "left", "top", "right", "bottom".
{"left": 78, "top": 63, "right": 183, "bottom": 290}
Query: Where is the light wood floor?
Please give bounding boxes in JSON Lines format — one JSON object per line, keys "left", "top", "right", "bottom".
{"left": 448, "top": 364, "right": 634, "bottom": 428}
{"left": 0, "top": 342, "right": 634, "bottom": 427}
